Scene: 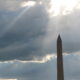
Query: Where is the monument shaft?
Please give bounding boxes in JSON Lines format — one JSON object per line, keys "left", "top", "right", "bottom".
{"left": 57, "top": 35, "right": 64, "bottom": 80}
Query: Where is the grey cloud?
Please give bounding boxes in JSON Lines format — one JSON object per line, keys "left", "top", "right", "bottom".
{"left": 0, "top": 0, "right": 80, "bottom": 61}
{"left": 0, "top": 59, "right": 56, "bottom": 80}
{"left": 0, "top": 54, "right": 80, "bottom": 80}
{"left": 0, "top": 0, "right": 22, "bottom": 10}
{"left": 64, "top": 54, "right": 80, "bottom": 80}
{"left": 59, "top": 10, "right": 80, "bottom": 53}
{"left": 0, "top": 4, "right": 49, "bottom": 61}
{"left": 44, "top": 9, "right": 80, "bottom": 54}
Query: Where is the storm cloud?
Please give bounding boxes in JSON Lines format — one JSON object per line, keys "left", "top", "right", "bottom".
{"left": 0, "top": 2, "right": 50, "bottom": 61}
{"left": 0, "top": 0, "right": 80, "bottom": 62}
{"left": 0, "top": 0, "right": 80, "bottom": 80}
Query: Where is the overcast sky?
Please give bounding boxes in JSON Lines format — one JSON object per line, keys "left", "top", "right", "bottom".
{"left": 0, "top": 0, "right": 80, "bottom": 80}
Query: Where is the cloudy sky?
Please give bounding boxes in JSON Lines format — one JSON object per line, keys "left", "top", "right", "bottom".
{"left": 0, "top": 0, "right": 80, "bottom": 80}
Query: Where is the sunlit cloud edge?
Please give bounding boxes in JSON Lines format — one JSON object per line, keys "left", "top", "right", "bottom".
{"left": 0, "top": 52, "right": 80, "bottom": 64}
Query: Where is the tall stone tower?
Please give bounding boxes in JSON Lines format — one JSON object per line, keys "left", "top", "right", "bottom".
{"left": 57, "top": 35, "right": 64, "bottom": 80}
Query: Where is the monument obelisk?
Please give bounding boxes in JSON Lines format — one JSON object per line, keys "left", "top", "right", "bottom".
{"left": 57, "top": 35, "right": 64, "bottom": 80}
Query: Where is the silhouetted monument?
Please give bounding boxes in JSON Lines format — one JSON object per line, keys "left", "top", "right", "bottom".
{"left": 57, "top": 35, "right": 64, "bottom": 80}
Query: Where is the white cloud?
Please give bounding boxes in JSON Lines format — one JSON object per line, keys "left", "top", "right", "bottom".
{"left": 21, "top": 1, "right": 36, "bottom": 7}
{"left": 0, "top": 0, "right": 37, "bottom": 10}
{"left": 48, "top": 0, "right": 80, "bottom": 17}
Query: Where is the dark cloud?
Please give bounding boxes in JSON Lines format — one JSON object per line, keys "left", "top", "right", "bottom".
{"left": 0, "top": 1, "right": 80, "bottom": 80}
{"left": 0, "top": 0, "right": 80, "bottom": 61}
{"left": 0, "top": 4, "right": 49, "bottom": 61}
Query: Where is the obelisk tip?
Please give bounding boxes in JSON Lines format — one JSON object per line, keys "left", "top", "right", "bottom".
{"left": 57, "top": 34, "right": 61, "bottom": 40}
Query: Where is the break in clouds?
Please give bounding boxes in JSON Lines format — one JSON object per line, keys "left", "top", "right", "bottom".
{"left": 0, "top": 54, "right": 80, "bottom": 80}
{"left": 0, "top": 0, "right": 80, "bottom": 61}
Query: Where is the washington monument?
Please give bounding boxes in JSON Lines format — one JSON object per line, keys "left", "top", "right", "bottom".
{"left": 57, "top": 35, "right": 64, "bottom": 80}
